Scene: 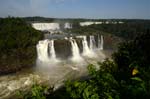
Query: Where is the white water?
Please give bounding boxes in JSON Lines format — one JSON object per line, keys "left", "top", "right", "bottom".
{"left": 82, "top": 36, "right": 96, "bottom": 58}
{"left": 36, "top": 35, "right": 104, "bottom": 64}
{"left": 89, "top": 35, "right": 96, "bottom": 50}
{"left": 49, "top": 40, "right": 58, "bottom": 62}
{"left": 32, "top": 23, "right": 60, "bottom": 31}
{"left": 98, "top": 35, "right": 101, "bottom": 49}
{"left": 80, "top": 21, "right": 102, "bottom": 26}
{"left": 36, "top": 40, "right": 49, "bottom": 62}
{"left": 98, "top": 35, "right": 104, "bottom": 50}
{"left": 100, "top": 35, "right": 104, "bottom": 50}
{"left": 64, "top": 22, "right": 72, "bottom": 29}
{"left": 32, "top": 22, "right": 72, "bottom": 31}
{"left": 36, "top": 39, "right": 59, "bottom": 64}
{"left": 70, "top": 39, "right": 83, "bottom": 62}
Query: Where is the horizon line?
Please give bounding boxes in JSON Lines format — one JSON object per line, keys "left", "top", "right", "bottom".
{"left": 0, "top": 16, "right": 150, "bottom": 20}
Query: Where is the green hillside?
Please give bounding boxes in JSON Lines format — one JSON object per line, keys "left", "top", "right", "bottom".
{"left": 0, "top": 17, "right": 43, "bottom": 74}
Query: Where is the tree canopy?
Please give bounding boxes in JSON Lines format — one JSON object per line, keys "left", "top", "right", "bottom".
{"left": 0, "top": 17, "right": 43, "bottom": 74}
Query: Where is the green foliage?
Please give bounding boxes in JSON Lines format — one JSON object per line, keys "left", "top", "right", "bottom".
{"left": 112, "top": 29, "right": 150, "bottom": 99}
{"left": 64, "top": 30, "right": 150, "bottom": 99}
{"left": 65, "top": 60, "right": 119, "bottom": 99}
{"left": 0, "top": 17, "right": 43, "bottom": 74}
{"left": 69, "top": 20, "right": 150, "bottom": 40}
{"left": 120, "top": 76, "right": 147, "bottom": 99}
{"left": 17, "top": 84, "right": 50, "bottom": 99}
{"left": 0, "top": 17, "right": 43, "bottom": 52}
{"left": 98, "top": 58, "right": 117, "bottom": 73}
{"left": 66, "top": 80, "right": 99, "bottom": 99}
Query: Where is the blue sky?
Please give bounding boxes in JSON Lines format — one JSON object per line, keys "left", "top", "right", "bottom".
{"left": 0, "top": 0, "right": 150, "bottom": 19}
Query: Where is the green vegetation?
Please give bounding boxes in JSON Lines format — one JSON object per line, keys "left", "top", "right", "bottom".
{"left": 69, "top": 20, "right": 150, "bottom": 40}
{"left": 17, "top": 84, "right": 51, "bottom": 99}
{"left": 19, "top": 29, "right": 150, "bottom": 99}
{"left": 24, "top": 17, "right": 150, "bottom": 40}
{"left": 65, "top": 61, "right": 119, "bottom": 99}
{"left": 63, "top": 30, "right": 150, "bottom": 99}
{"left": 0, "top": 17, "right": 43, "bottom": 74}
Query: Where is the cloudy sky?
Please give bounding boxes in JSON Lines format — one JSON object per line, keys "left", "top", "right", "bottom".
{"left": 0, "top": 0, "right": 149, "bottom": 19}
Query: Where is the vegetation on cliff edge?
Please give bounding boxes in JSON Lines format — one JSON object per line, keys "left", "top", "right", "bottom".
{"left": 0, "top": 17, "right": 43, "bottom": 74}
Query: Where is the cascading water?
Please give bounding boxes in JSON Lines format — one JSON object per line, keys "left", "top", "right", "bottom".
{"left": 97, "top": 35, "right": 105, "bottom": 60}
{"left": 36, "top": 35, "right": 104, "bottom": 65}
{"left": 98, "top": 35, "right": 104, "bottom": 50}
{"left": 35, "top": 35, "right": 105, "bottom": 75}
{"left": 36, "top": 39, "right": 49, "bottom": 62}
{"left": 89, "top": 35, "right": 96, "bottom": 50}
{"left": 100, "top": 35, "right": 104, "bottom": 50}
{"left": 36, "top": 39, "right": 59, "bottom": 64}
{"left": 70, "top": 39, "right": 83, "bottom": 62}
{"left": 82, "top": 36, "right": 96, "bottom": 58}
{"left": 49, "top": 40, "right": 58, "bottom": 62}
{"left": 64, "top": 23, "right": 72, "bottom": 29}
{"left": 98, "top": 35, "right": 101, "bottom": 49}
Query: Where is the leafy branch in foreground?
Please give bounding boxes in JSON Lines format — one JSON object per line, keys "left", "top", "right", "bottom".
{"left": 17, "top": 84, "right": 53, "bottom": 99}
{"left": 65, "top": 60, "right": 119, "bottom": 99}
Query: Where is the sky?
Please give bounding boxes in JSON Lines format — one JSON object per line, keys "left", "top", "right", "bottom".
{"left": 0, "top": 0, "right": 150, "bottom": 19}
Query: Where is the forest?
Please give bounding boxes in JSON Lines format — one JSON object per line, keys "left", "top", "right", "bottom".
{"left": 0, "top": 17, "right": 43, "bottom": 74}
{"left": 68, "top": 19, "right": 150, "bottom": 40}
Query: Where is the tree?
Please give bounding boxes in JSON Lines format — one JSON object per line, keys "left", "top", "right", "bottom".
{"left": 0, "top": 17, "right": 43, "bottom": 74}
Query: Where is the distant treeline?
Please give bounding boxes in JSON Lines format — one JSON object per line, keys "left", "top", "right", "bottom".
{"left": 22, "top": 17, "right": 150, "bottom": 40}
{"left": 22, "top": 16, "right": 150, "bottom": 23}
{"left": 69, "top": 20, "right": 150, "bottom": 40}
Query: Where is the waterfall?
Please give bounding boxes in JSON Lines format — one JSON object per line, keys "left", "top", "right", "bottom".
{"left": 98, "top": 35, "right": 104, "bottom": 50}
{"left": 82, "top": 36, "right": 96, "bottom": 58}
{"left": 36, "top": 40, "right": 49, "bottom": 62}
{"left": 98, "top": 35, "right": 100, "bottom": 48}
{"left": 70, "top": 39, "right": 83, "bottom": 62}
{"left": 64, "top": 23, "right": 72, "bottom": 29}
{"left": 89, "top": 35, "right": 96, "bottom": 50}
{"left": 100, "top": 35, "right": 104, "bottom": 50}
{"left": 36, "top": 35, "right": 104, "bottom": 64}
{"left": 36, "top": 39, "right": 59, "bottom": 63}
{"left": 49, "top": 40, "right": 58, "bottom": 62}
